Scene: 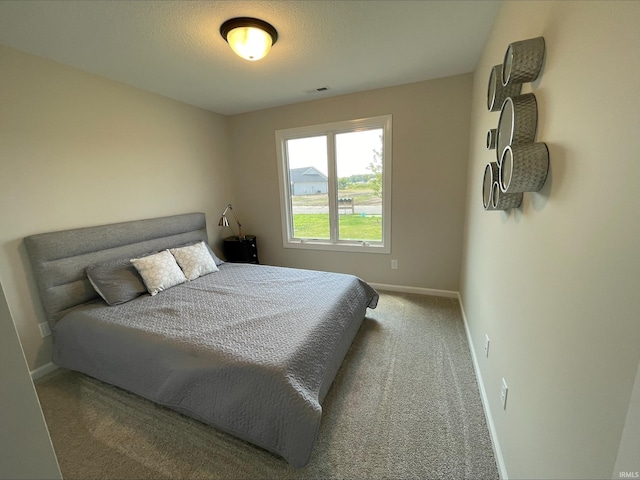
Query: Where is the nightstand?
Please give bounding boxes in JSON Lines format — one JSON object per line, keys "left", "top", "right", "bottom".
{"left": 223, "top": 235, "right": 259, "bottom": 264}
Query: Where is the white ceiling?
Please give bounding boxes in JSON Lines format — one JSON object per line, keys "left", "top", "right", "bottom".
{"left": 0, "top": 0, "right": 501, "bottom": 115}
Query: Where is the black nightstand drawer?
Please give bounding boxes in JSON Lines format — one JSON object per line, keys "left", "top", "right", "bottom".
{"left": 223, "top": 235, "right": 259, "bottom": 264}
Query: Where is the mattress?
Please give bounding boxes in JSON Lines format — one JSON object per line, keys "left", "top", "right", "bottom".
{"left": 52, "top": 262, "right": 378, "bottom": 467}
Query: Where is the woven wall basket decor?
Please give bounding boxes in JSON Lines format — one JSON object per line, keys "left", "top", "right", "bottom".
{"left": 487, "top": 129, "right": 497, "bottom": 150}
{"left": 481, "top": 35, "right": 549, "bottom": 212}
{"left": 496, "top": 93, "right": 538, "bottom": 165}
{"left": 487, "top": 64, "right": 522, "bottom": 111}
{"left": 483, "top": 162, "right": 499, "bottom": 210}
{"left": 491, "top": 181, "right": 523, "bottom": 210}
{"left": 502, "top": 36, "right": 545, "bottom": 86}
{"left": 500, "top": 143, "right": 549, "bottom": 193}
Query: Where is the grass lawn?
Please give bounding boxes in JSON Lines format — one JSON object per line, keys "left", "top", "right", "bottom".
{"left": 293, "top": 213, "right": 382, "bottom": 241}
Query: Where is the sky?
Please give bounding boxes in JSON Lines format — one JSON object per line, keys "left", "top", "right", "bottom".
{"left": 286, "top": 128, "right": 382, "bottom": 178}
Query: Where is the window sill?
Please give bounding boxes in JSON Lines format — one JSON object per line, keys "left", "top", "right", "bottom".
{"left": 283, "top": 240, "right": 390, "bottom": 254}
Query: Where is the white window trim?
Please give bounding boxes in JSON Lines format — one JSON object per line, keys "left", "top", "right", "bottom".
{"left": 275, "top": 114, "right": 392, "bottom": 254}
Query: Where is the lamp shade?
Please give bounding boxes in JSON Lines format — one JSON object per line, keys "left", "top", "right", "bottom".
{"left": 227, "top": 26, "right": 272, "bottom": 61}
{"left": 220, "top": 17, "right": 278, "bottom": 61}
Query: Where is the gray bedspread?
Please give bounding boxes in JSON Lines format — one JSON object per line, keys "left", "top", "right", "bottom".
{"left": 53, "top": 262, "right": 378, "bottom": 467}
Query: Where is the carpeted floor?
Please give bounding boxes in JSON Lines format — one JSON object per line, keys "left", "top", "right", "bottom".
{"left": 35, "top": 291, "right": 499, "bottom": 479}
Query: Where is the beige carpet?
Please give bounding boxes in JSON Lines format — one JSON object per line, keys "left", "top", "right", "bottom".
{"left": 35, "top": 291, "right": 499, "bottom": 479}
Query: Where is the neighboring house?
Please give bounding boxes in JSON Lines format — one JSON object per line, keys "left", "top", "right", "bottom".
{"left": 290, "top": 167, "right": 328, "bottom": 195}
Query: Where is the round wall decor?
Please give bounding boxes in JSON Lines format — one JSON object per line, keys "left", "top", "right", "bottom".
{"left": 487, "top": 64, "right": 522, "bottom": 111}
{"left": 487, "top": 129, "right": 497, "bottom": 150}
{"left": 496, "top": 93, "right": 538, "bottom": 164}
{"left": 483, "top": 162, "right": 499, "bottom": 209}
{"left": 491, "top": 182, "right": 523, "bottom": 210}
{"left": 499, "top": 143, "right": 549, "bottom": 193}
{"left": 481, "top": 36, "right": 548, "bottom": 213}
{"left": 502, "top": 36, "right": 545, "bottom": 86}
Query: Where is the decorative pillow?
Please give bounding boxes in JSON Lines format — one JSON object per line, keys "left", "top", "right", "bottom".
{"left": 86, "top": 258, "right": 148, "bottom": 306}
{"left": 130, "top": 250, "right": 187, "bottom": 295}
{"left": 206, "top": 244, "right": 225, "bottom": 266}
{"left": 169, "top": 241, "right": 219, "bottom": 281}
{"left": 174, "top": 241, "right": 224, "bottom": 266}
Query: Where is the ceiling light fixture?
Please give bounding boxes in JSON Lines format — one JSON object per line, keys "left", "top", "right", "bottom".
{"left": 220, "top": 17, "right": 278, "bottom": 62}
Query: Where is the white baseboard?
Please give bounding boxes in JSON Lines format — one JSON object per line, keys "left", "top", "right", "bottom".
{"left": 369, "top": 283, "right": 458, "bottom": 298}
{"left": 30, "top": 362, "right": 58, "bottom": 381}
{"left": 457, "top": 293, "right": 508, "bottom": 480}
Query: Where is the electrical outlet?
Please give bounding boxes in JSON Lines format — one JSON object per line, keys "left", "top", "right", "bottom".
{"left": 500, "top": 378, "right": 508, "bottom": 410}
{"left": 391, "top": 259, "right": 398, "bottom": 269}
{"left": 38, "top": 322, "right": 51, "bottom": 338}
{"left": 484, "top": 335, "right": 490, "bottom": 358}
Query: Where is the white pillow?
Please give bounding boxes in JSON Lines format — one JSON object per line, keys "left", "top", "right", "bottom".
{"left": 130, "top": 250, "right": 187, "bottom": 295}
{"left": 169, "top": 241, "right": 219, "bottom": 281}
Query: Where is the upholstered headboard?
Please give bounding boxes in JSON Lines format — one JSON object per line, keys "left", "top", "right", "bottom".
{"left": 25, "top": 212, "right": 208, "bottom": 327}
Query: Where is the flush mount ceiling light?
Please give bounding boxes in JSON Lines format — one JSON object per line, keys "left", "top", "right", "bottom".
{"left": 220, "top": 17, "right": 278, "bottom": 61}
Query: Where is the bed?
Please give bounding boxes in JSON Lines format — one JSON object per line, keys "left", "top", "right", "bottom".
{"left": 25, "top": 212, "right": 378, "bottom": 467}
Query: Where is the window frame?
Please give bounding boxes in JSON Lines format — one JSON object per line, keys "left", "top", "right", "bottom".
{"left": 275, "top": 114, "right": 392, "bottom": 254}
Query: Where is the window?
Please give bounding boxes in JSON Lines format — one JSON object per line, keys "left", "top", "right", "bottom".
{"left": 276, "top": 115, "right": 391, "bottom": 253}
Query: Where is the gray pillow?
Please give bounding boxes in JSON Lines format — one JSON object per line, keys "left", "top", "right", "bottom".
{"left": 86, "top": 258, "right": 148, "bottom": 306}
{"left": 209, "top": 246, "right": 225, "bottom": 266}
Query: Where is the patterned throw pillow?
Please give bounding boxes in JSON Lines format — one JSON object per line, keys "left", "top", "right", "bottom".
{"left": 130, "top": 250, "right": 187, "bottom": 295}
{"left": 169, "top": 241, "right": 219, "bottom": 281}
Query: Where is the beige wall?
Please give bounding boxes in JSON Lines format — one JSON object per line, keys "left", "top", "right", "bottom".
{"left": 228, "top": 75, "right": 472, "bottom": 290}
{"left": 0, "top": 45, "right": 235, "bottom": 370}
{"left": 460, "top": 2, "right": 640, "bottom": 479}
